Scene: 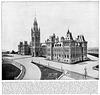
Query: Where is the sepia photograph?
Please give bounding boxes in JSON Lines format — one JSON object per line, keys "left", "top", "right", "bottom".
{"left": 2, "top": 1, "right": 99, "bottom": 80}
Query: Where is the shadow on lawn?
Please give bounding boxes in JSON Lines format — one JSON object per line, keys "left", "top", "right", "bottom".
{"left": 32, "top": 62, "right": 62, "bottom": 80}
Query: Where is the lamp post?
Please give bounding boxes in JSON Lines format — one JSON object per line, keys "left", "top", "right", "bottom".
{"left": 84, "top": 66, "right": 87, "bottom": 80}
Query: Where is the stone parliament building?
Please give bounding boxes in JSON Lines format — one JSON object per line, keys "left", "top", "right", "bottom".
{"left": 18, "top": 17, "right": 87, "bottom": 64}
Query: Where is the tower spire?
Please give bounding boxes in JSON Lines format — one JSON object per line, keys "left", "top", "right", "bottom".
{"left": 35, "top": 11, "right": 36, "bottom": 19}
{"left": 34, "top": 11, "right": 38, "bottom": 26}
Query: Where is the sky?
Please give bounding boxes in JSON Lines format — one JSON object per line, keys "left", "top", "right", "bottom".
{"left": 1, "top": 1, "right": 99, "bottom": 51}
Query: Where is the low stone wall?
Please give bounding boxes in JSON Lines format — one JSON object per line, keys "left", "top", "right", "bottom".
{"left": 3, "top": 58, "right": 26, "bottom": 80}
{"left": 11, "top": 61, "right": 26, "bottom": 80}
{"left": 14, "top": 64, "right": 26, "bottom": 80}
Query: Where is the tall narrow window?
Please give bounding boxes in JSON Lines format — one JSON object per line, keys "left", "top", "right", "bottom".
{"left": 65, "top": 54, "right": 66, "bottom": 58}
{"left": 67, "top": 55, "right": 69, "bottom": 58}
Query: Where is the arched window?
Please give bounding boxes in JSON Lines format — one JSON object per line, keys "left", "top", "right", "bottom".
{"left": 65, "top": 54, "right": 66, "bottom": 58}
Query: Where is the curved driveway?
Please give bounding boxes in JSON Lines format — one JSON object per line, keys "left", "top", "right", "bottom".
{"left": 6, "top": 54, "right": 41, "bottom": 80}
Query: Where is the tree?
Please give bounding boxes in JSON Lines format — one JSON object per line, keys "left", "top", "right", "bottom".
{"left": 11, "top": 50, "right": 16, "bottom": 54}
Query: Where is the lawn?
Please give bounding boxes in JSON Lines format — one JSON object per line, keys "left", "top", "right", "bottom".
{"left": 2, "top": 64, "right": 21, "bottom": 80}
{"left": 32, "top": 62, "right": 62, "bottom": 80}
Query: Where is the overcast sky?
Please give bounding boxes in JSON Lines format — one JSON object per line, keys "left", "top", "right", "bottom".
{"left": 2, "top": 1, "right": 99, "bottom": 51}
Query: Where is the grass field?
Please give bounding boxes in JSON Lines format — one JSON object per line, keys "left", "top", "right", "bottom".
{"left": 32, "top": 62, "right": 62, "bottom": 80}
{"left": 2, "top": 64, "right": 21, "bottom": 80}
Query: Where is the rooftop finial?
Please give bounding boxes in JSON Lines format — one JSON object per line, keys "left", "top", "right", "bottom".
{"left": 67, "top": 26, "right": 70, "bottom": 33}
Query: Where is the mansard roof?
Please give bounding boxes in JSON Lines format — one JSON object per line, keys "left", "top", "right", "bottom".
{"left": 76, "top": 35, "right": 86, "bottom": 42}
{"left": 66, "top": 29, "right": 73, "bottom": 40}
{"left": 45, "top": 28, "right": 87, "bottom": 44}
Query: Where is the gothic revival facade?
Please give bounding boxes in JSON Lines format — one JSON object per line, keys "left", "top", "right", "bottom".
{"left": 18, "top": 17, "right": 40, "bottom": 56}
{"left": 31, "top": 17, "right": 40, "bottom": 57}
{"left": 18, "top": 41, "right": 30, "bottom": 55}
{"left": 18, "top": 17, "right": 88, "bottom": 64}
{"left": 45, "top": 29, "right": 87, "bottom": 63}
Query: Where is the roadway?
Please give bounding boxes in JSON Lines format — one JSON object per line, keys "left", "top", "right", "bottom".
{"left": 5, "top": 54, "right": 41, "bottom": 80}
{"left": 6, "top": 54, "right": 98, "bottom": 80}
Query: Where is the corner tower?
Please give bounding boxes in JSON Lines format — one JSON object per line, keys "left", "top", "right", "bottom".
{"left": 31, "top": 17, "right": 40, "bottom": 57}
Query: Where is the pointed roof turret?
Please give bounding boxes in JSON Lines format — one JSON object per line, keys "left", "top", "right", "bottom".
{"left": 66, "top": 29, "right": 73, "bottom": 40}
{"left": 61, "top": 36, "right": 65, "bottom": 42}
{"left": 31, "top": 12, "right": 40, "bottom": 33}
{"left": 33, "top": 11, "right": 38, "bottom": 26}
{"left": 33, "top": 17, "right": 38, "bottom": 26}
{"left": 67, "top": 29, "right": 70, "bottom": 34}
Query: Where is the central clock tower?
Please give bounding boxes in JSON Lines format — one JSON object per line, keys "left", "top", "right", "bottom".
{"left": 31, "top": 17, "right": 40, "bottom": 57}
